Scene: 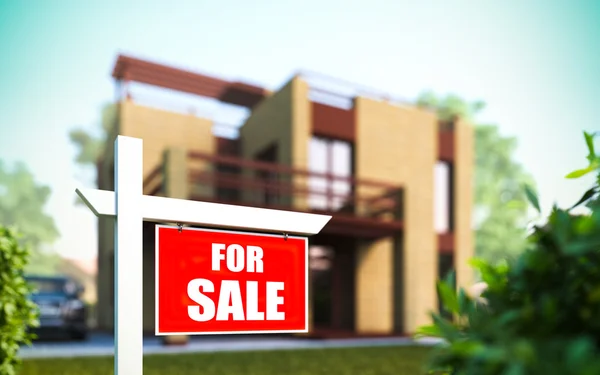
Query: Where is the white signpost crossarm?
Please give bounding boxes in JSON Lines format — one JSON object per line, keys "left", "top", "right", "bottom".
{"left": 76, "top": 189, "right": 332, "bottom": 236}
{"left": 76, "top": 135, "right": 331, "bottom": 375}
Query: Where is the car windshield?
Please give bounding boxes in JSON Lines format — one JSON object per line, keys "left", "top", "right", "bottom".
{"left": 27, "top": 277, "right": 67, "bottom": 294}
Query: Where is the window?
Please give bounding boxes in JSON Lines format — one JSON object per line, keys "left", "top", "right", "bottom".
{"left": 434, "top": 161, "right": 453, "bottom": 233}
{"left": 308, "top": 137, "right": 353, "bottom": 210}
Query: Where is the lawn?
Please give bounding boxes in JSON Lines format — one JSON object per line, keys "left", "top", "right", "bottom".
{"left": 21, "top": 346, "right": 433, "bottom": 375}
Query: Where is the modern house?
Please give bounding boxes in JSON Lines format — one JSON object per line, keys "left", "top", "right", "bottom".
{"left": 95, "top": 55, "right": 474, "bottom": 338}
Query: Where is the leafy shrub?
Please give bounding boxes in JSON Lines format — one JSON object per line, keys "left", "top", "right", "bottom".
{"left": 417, "top": 131, "right": 600, "bottom": 375}
{"left": 0, "top": 226, "right": 39, "bottom": 375}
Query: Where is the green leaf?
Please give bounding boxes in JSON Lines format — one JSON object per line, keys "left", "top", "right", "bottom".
{"left": 450, "top": 340, "right": 486, "bottom": 356}
{"left": 457, "top": 288, "right": 469, "bottom": 315}
{"left": 444, "top": 269, "right": 456, "bottom": 289}
{"left": 566, "top": 165, "right": 596, "bottom": 179}
{"left": 431, "top": 313, "right": 461, "bottom": 341}
{"left": 570, "top": 187, "right": 599, "bottom": 211}
{"left": 584, "top": 131, "right": 596, "bottom": 161}
{"left": 415, "top": 324, "right": 443, "bottom": 338}
{"left": 524, "top": 184, "right": 541, "bottom": 213}
{"left": 438, "top": 282, "right": 460, "bottom": 314}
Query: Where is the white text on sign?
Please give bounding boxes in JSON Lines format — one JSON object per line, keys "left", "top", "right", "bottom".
{"left": 187, "top": 243, "right": 285, "bottom": 322}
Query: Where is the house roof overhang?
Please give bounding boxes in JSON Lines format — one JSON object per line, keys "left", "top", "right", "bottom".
{"left": 112, "top": 55, "right": 268, "bottom": 108}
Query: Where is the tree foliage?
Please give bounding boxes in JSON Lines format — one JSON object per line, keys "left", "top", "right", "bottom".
{"left": 417, "top": 92, "right": 536, "bottom": 264}
{"left": 0, "top": 225, "right": 40, "bottom": 375}
{"left": 69, "top": 103, "right": 117, "bottom": 171}
{"left": 417, "top": 91, "right": 485, "bottom": 123}
{"left": 0, "top": 160, "right": 61, "bottom": 275}
{"left": 417, "top": 131, "right": 600, "bottom": 375}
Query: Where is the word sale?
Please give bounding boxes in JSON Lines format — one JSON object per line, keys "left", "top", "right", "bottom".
{"left": 187, "top": 243, "right": 285, "bottom": 322}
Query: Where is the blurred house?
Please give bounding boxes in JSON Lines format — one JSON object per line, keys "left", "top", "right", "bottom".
{"left": 95, "top": 55, "right": 474, "bottom": 338}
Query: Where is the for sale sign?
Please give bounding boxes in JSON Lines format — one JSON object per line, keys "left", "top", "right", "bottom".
{"left": 155, "top": 225, "right": 308, "bottom": 335}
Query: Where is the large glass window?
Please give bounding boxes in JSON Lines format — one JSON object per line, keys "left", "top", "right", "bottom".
{"left": 434, "top": 161, "right": 453, "bottom": 233}
{"left": 308, "top": 137, "right": 353, "bottom": 210}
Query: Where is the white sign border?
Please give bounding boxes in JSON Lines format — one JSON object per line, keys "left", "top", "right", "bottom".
{"left": 154, "top": 224, "right": 309, "bottom": 336}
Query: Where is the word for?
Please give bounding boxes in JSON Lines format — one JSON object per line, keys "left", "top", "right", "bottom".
{"left": 187, "top": 243, "right": 284, "bottom": 322}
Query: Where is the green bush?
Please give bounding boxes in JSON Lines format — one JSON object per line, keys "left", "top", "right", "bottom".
{"left": 417, "top": 131, "right": 600, "bottom": 375}
{"left": 0, "top": 226, "right": 39, "bottom": 375}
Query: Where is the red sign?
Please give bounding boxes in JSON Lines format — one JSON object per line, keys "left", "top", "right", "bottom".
{"left": 155, "top": 225, "right": 308, "bottom": 335}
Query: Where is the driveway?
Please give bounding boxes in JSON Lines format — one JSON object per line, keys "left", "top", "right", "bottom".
{"left": 20, "top": 332, "right": 442, "bottom": 359}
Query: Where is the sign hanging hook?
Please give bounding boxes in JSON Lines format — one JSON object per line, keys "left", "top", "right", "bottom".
{"left": 283, "top": 232, "right": 288, "bottom": 241}
{"left": 177, "top": 222, "right": 184, "bottom": 233}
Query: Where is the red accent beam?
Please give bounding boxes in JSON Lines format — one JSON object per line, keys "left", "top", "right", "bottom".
{"left": 216, "top": 137, "right": 241, "bottom": 157}
{"left": 112, "top": 55, "right": 267, "bottom": 108}
{"left": 312, "top": 102, "right": 356, "bottom": 142}
{"left": 438, "top": 233, "right": 454, "bottom": 254}
{"left": 438, "top": 120, "right": 455, "bottom": 162}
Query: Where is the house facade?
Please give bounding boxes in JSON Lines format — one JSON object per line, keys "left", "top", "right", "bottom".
{"left": 95, "top": 55, "right": 474, "bottom": 338}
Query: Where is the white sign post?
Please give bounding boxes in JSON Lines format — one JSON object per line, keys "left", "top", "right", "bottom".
{"left": 77, "top": 136, "right": 331, "bottom": 375}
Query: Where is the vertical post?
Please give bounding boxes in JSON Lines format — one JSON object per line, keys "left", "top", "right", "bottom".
{"left": 114, "top": 136, "right": 143, "bottom": 375}
{"left": 163, "top": 147, "right": 189, "bottom": 199}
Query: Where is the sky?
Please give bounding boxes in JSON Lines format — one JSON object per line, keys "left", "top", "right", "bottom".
{"left": 0, "top": 0, "right": 599, "bottom": 260}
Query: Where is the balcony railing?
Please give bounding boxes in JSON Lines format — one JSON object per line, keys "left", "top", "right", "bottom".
{"left": 143, "top": 149, "right": 404, "bottom": 234}
{"left": 187, "top": 151, "right": 402, "bottom": 221}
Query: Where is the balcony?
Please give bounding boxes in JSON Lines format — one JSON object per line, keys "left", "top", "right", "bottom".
{"left": 144, "top": 149, "right": 404, "bottom": 239}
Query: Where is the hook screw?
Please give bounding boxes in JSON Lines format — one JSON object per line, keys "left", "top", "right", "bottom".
{"left": 177, "top": 223, "right": 183, "bottom": 233}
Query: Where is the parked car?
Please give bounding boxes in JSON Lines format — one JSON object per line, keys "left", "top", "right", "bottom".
{"left": 26, "top": 275, "right": 88, "bottom": 340}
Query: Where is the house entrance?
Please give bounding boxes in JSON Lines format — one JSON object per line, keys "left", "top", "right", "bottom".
{"left": 310, "top": 235, "right": 356, "bottom": 333}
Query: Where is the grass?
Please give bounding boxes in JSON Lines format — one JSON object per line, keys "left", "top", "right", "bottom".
{"left": 20, "top": 346, "right": 433, "bottom": 375}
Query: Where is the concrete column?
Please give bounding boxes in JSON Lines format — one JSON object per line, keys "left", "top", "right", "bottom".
{"left": 354, "top": 237, "right": 394, "bottom": 334}
{"left": 290, "top": 77, "right": 311, "bottom": 211}
{"left": 353, "top": 97, "right": 438, "bottom": 335}
{"left": 454, "top": 119, "right": 475, "bottom": 290}
{"left": 163, "top": 147, "right": 189, "bottom": 199}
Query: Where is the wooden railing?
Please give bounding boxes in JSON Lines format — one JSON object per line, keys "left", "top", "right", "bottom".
{"left": 186, "top": 151, "right": 403, "bottom": 221}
